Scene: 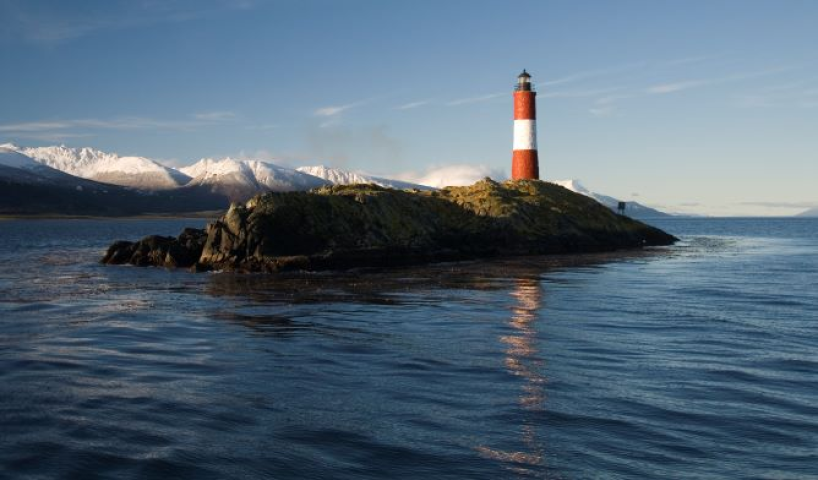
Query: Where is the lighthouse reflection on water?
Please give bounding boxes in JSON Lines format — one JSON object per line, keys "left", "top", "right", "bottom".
{"left": 476, "top": 277, "right": 547, "bottom": 475}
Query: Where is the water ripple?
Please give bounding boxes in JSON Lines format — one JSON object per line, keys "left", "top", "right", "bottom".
{"left": 1, "top": 218, "right": 817, "bottom": 479}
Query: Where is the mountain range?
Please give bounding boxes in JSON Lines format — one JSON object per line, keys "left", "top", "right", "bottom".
{"left": 1, "top": 143, "right": 672, "bottom": 217}
{"left": 0, "top": 145, "right": 227, "bottom": 215}
{"left": 551, "top": 179, "right": 671, "bottom": 219}
{"left": 797, "top": 208, "right": 818, "bottom": 217}
{"left": 296, "top": 165, "right": 431, "bottom": 191}
{"left": 180, "top": 158, "right": 329, "bottom": 202}
{"left": 13, "top": 144, "right": 190, "bottom": 190}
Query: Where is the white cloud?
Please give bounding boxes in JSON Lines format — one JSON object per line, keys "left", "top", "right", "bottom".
{"left": 233, "top": 149, "right": 285, "bottom": 163}
{"left": 660, "top": 54, "right": 726, "bottom": 67}
{"left": 734, "top": 79, "right": 818, "bottom": 109}
{"left": 318, "top": 119, "right": 340, "bottom": 128}
{"left": 0, "top": 113, "right": 236, "bottom": 136}
{"left": 245, "top": 123, "right": 279, "bottom": 130}
{"left": 589, "top": 106, "right": 616, "bottom": 118}
{"left": 756, "top": 81, "right": 811, "bottom": 93}
{"left": 734, "top": 93, "right": 780, "bottom": 108}
{"left": 587, "top": 93, "right": 635, "bottom": 117}
{"left": 446, "top": 92, "right": 505, "bottom": 106}
{"left": 193, "top": 111, "right": 237, "bottom": 121}
{"left": 314, "top": 98, "right": 374, "bottom": 118}
{"left": 596, "top": 94, "right": 634, "bottom": 105}
{"left": 0, "top": 113, "right": 240, "bottom": 144}
{"left": 647, "top": 66, "right": 796, "bottom": 95}
{"left": 395, "top": 164, "right": 507, "bottom": 188}
{"left": 315, "top": 104, "right": 353, "bottom": 117}
{"left": 396, "top": 100, "right": 430, "bottom": 110}
{"left": 542, "top": 87, "right": 622, "bottom": 99}
{"left": 647, "top": 80, "right": 710, "bottom": 94}
{"left": 2, "top": 0, "right": 264, "bottom": 43}
{"left": 2, "top": 132, "right": 95, "bottom": 142}
{"left": 0, "top": 121, "right": 73, "bottom": 132}
{"left": 540, "top": 62, "right": 646, "bottom": 88}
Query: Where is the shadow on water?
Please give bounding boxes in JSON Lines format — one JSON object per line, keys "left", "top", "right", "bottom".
{"left": 210, "top": 311, "right": 314, "bottom": 336}
{"left": 203, "top": 248, "right": 674, "bottom": 307}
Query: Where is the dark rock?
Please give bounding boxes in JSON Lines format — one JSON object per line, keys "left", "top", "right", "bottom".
{"left": 102, "top": 179, "right": 678, "bottom": 272}
{"left": 101, "top": 229, "right": 207, "bottom": 268}
{"left": 101, "top": 240, "right": 136, "bottom": 265}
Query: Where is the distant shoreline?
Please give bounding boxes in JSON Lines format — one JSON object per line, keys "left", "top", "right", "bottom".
{"left": 0, "top": 210, "right": 223, "bottom": 220}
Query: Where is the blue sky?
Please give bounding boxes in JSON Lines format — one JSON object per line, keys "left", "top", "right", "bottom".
{"left": 1, "top": 0, "right": 817, "bottom": 215}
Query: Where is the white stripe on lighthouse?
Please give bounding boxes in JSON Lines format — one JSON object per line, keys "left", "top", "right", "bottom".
{"left": 513, "top": 119, "right": 537, "bottom": 151}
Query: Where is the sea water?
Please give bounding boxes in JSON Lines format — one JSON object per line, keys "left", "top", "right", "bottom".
{"left": 0, "top": 217, "right": 816, "bottom": 479}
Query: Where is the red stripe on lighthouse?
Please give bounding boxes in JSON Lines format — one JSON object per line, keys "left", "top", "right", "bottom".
{"left": 512, "top": 150, "right": 539, "bottom": 179}
{"left": 514, "top": 91, "right": 536, "bottom": 120}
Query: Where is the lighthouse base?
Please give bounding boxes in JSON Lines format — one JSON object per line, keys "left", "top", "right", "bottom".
{"left": 512, "top": 150, "right": 539, "bottom": 180}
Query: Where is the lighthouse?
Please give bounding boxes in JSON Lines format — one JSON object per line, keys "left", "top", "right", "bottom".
{"left": 512, "top": 70, "right": 539, "bottom": 180}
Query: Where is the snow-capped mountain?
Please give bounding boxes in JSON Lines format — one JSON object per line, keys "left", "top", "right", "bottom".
{"left": 0, "top": 145, "right": 229, "bottom": 215}
{"left": 181, "top": 158, "right": 329, "bottom": 201}
{"left": 0, "top": 146, "right": 41, "bottom": 169}
{"left": 296, "top": 165, "right": 430, "bottom": 190}
{"left": 797, "top": 207, "right": 818, "bottom": 217}
{"left": 0, "top": 145, "right": 103, "bottom": 186}
{"left": 552, "top": 179, "right": 670, "bottom": 218}
{"left": 2, "top": 144, "right": 190, "bottom": 190}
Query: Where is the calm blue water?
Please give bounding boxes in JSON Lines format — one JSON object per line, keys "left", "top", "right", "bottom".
{"left": 0, "top": 217, "right": 816, "bottom": 479}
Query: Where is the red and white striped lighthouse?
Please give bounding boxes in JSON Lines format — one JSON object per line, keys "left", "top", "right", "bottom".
{"left": 512, "top": 70, "right": 539, "bottom": 180}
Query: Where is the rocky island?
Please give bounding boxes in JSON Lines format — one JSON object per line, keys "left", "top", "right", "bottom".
{"left": 102, "top": 179, "right": 677, "bottom": 272}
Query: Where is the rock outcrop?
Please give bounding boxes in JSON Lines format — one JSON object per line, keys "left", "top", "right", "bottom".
{"left": 102, "top": 228, "right": 207, "bottom": 268}
{"left": 102, "top": 179, "right": 677, "bottom": 272}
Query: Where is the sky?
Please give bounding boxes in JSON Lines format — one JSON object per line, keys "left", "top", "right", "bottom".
{"left": 1, "top": 0, "right": 817, "bottom": 216}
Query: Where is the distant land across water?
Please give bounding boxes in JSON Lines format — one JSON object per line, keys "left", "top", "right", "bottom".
{"left": 4, "top": 143, "right": 682, "bottom": 218}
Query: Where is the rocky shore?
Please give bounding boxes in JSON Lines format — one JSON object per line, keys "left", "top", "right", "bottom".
{"left": 102, "top": 179, "right": 677, "bottom": 272}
